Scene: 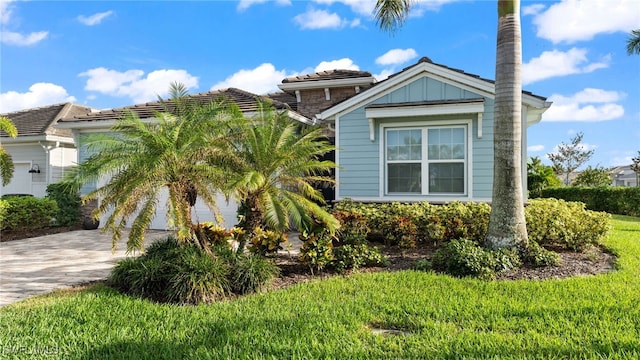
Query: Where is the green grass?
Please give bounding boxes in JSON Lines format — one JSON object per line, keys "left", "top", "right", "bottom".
{"left": 1, "top": 215, "right": 639, "bottom": 359}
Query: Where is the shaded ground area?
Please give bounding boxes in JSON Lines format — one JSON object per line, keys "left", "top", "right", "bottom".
{"left": 272, "top": 241, "right": 616, "bottom": 290}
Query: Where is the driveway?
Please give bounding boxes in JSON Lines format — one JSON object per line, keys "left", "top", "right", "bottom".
{"left": 0, "top": 230, "right": 168, "bottom": 307}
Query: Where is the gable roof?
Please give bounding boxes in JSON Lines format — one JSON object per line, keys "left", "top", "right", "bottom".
{"left": 318, "top": 57, "right": 551, "bottom": 124}
{"left": 1, "top": 103, "right": 92, "bottom": 138}
{"left": 59, "top": 88, "right": 312, "bottom": 127}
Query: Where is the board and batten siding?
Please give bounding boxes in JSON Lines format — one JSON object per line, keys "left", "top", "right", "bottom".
{"left": 337, "top": 107, "right": 380, "bottom": 198}
{"left": 337, "top": 76, "right": 495, "bottom": 201}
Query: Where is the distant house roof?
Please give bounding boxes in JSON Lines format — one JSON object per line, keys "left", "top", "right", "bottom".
{"left": 1, "top": 103, "right": 92, "bottom": 138}
{"left": 60, "top": 88, "right": 306, "bottom": 126}
{"left": 282, "top": 69, "right": 373, "bottom": 84}
{"left": 278, "top": 70, "right": 376, "bottom": 93}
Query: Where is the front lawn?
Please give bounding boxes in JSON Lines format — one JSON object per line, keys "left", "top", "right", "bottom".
{"left": 1, "top": 215, "right": 638, "bottom": 359}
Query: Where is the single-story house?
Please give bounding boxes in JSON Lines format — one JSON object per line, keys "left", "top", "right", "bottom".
{"left": 1, "top": 103, "right": 92, "bottom": 197}
{"left": 58, "top": 56, "right": 551, "bottom": 229}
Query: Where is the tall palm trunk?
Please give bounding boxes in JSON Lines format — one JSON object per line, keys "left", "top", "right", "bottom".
{"left": 485, "top": 0, "right": 528, "bottom": 250}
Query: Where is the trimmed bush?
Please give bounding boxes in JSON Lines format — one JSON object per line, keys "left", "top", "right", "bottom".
{"left": 299, "top": 227, "right": 336, "bottom": 274}
{"left": 332, "top": 210, "right": 370, "bottom": 245}
{"left": 332, "top": 244, "right": 388, "bottom": 273}
{"left": 46, "top": 183, "right": 81, "bottom": 226}
{"left": 521, "top": 241, "right": 561, "bottom": 267}
{"left": 109, "top": 237, "right": 230, "bottom": 304}
{"left": 539, "top": 186, "right": 640, "bottom": 217}
{"left": 248, "top": 227, "right": 288, "bottom": 256}
{"left": 0, "top": 196, "right": 57, "bottom": 231}
{"left": 525, "top": 198, "right": 611, "bottom": 251}
{"left": 229, "top": 253, "right": 280, "bottom": 295}
{"left": 432, "top": 239, "right": 522, "bottom": 278}
{"left": 0, "top": 199, "right": 7, "bottom": 227}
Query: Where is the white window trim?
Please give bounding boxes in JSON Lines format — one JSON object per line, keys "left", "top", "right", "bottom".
{"left": 379, "top": 119, "right": 473, "bottom": 199}
{"left": 365, "top": 101, "right": 484, "bottom": 141}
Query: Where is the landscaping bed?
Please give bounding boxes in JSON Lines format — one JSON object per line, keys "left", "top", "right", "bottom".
{"left": 271, "top": 241, "right": 616, "bottom": 290}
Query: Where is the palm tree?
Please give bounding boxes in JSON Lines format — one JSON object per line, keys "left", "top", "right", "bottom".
{"left": 67, "top": 83, "right": 241, "bottom": 253}
{"left": 225, "top": 103, "right": 339, "bottom": 253}
{"left": 374, "top": 0, "right": 528, "bottom": 249}
{"left": 627, "top": 29, "right": 640, "bottom": 55}
{"left": 0, "top": 116, "right": 18, "bottom": 186}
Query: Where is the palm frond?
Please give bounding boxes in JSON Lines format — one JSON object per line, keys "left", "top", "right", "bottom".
{"left": 628, "top": 29, "right": 640, "bottom": 55}
{"left": 374, "top": 0, "right": 413, "bottom": 33}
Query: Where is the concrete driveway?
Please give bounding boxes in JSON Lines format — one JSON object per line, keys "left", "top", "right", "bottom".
{"left": 0, "top": 230, "right": 168, "bottom": 307}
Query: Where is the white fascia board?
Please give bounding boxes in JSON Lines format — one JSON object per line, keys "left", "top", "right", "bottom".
{"left": 55, "top": 117, "right": 160, "bottom": 131}
{"left": 278, "top": 77, "right": 376, "bottom": 91}
{"left": 319, "top": 61, "right": 549, "bottom": 121}
{"left": 365, "top": 101, "right": 484, "bottom": 119}
{"left": 1, "top": 135, "right": 73, "bottom": 145}
{"left": 244, "top": 110, "right": 315, "bottom": 125}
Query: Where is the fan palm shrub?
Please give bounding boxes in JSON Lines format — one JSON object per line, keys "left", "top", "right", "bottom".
{"left": 65, "top": 83, "right": 243, "bottom": 252}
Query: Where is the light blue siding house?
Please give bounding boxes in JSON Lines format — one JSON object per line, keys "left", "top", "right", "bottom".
{"left": 316, "top": 57, "right": 551, "bottom": 203}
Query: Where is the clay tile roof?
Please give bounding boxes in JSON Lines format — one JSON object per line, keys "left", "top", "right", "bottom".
{"left": 282, "top": 69, "right": 373, "bottom": 83}
{"left": 1, "top": 103, "right": 93, "bottom": 137}
{"left": 266, "top": 91, "right": 298, "bottom": 111}
{"left": 61, "top": 88, "right": 293, "bottom": 123}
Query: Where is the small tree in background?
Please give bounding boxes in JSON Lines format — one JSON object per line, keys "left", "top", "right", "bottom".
{"left": 631, "top": 151, "right": 640, "bottom": 187}
{"left": 548, "top": 132, "right": 595, "bottom": 185}
{"left": 572, "top": 166, "right": 612, "bottom": 187}
{"left": 0, "top": 116, "right": 18, "bottom": 186}
{"left": 527, "top": 156, "right": 562, "bottom": 197}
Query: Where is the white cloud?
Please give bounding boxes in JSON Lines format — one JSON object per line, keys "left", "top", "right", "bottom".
{"left": 373, "top": 69, "right": 395, "bottom": 81}
{"left": 80, "top": 67, "right": 199, "bottom": 103}
{"left": 77, "top": 10, "right": 114, "bottom": 26}
{"left": 0, "top": 83, "right": 76, "bottom": 113}
{"left": 610, "top": 155, "right": 634, "bottom": 167}
{"left": 522, "top": 4, "right": 545, "bottom": 16}
{"left": 211, "top": 63, "right": 293, "bottom": 95}
{"left": 532, "top": 0, "right": 640, "bottom": 44}
{"left": 315, "top": 58, "right": 359, "bottom": 71}
{"left": 313, "top": 0, "right": 458, "bottom": 17}
{"left": 0, "top": 0, "right": 15, "bottom": 24}
{"left": 543, "top": 88, "right": 625, "bottom": 122}
{"left": 237, "top": 0, "right": 291, "bottom": 12}
{"left": 528, "top": 145, "right": 545, "bottom": 152}
{"left": 376, "top": 48, "right": 418, "bottom": 66}
{"left": 522, "top": 48, "right": 610, "bottom": 85}
{"left": 0, "top": 30, "right": 48, "bottom": 46}
{"left": 293, "top": 8, "right": 359, "bottom": 29}
{"left": 0, "top": 0, "right": 48, "bottom": 46}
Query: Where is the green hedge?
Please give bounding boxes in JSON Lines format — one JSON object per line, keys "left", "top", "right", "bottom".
{"left": 333, "top": 198, "right": 610, "bottom": 251}
{"left": 46, "top": 183, "right": 81, "bottom": 226}
{"left": 538, "top": 186, "right": 640, "bottom": 216}
{"left": 0, "top": 196, "right": 58, "bottom": 231}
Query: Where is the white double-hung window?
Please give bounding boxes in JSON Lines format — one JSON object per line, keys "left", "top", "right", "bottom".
{"left": 385, "top": 125, "right": 467, "bottom": 195}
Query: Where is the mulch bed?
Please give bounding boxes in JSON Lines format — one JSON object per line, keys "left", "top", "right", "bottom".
{"left": 272, "top": 242, "right": 617, "bottom": 290}
{"left": 3, "top": 227, "right": 617, "bottom": 290}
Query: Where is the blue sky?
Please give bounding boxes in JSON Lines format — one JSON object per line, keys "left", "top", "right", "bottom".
{"left": 1, "top": 0, "right": 638, "bottom": 167}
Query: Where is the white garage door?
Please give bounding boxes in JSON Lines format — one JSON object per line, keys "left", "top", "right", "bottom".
{"left": 149, "top": 189, "right": 238, "bottom": 230}
{"left": 1, "top": 163, "right": 32, "bottom": 196}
